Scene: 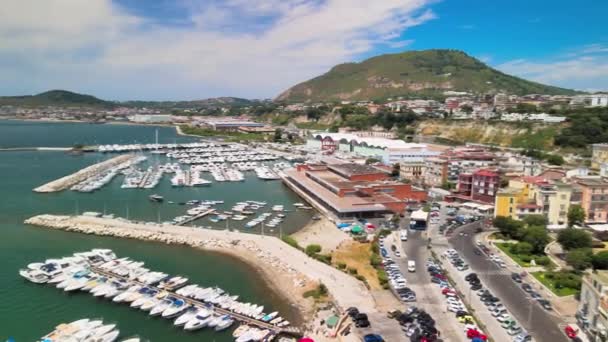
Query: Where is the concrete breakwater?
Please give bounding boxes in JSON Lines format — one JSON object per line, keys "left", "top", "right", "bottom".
{"left": 33, "top": 154, "right": 135, "bottom": 193}
{"left": 24, "top": 215, "right": 377, "bottom": 317}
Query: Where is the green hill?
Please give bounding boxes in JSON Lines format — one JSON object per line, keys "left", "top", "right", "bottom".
{"left": 0, "top": 90, "right": 112, "bottom": 107}
{"left": 276, "top": 49, "right": 578, "bottom": 102}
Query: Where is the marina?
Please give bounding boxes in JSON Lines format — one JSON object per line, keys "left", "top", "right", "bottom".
{"left": 1, "top": 121, "right": 311, "bottom": 342}
{"left": 21, "top": 249, "right": 300, "bottom": 341}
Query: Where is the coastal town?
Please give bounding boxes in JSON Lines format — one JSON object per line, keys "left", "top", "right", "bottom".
{"left": 6, "top": 86, "right": 608, "bottom": 342}
{"left": 2, "top": 2, "right": 608, "bottom": 341}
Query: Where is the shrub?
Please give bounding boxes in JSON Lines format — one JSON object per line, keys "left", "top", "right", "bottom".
{"left": 355, "top": 274, "right": 367, "bottom": 282}
{"left": 511, "top": 242, "right": 533, "bottom": 255}
{"left": 371, "top": 243, "right": 380, "bottom": 254}
{"left": 535, "top": 256, "right": 551, "bottom": 266}
{"left": 348, "top": 267, "right": 358, "bottom": 275}
{"left": 370, "top": 253, "right": 382, "bottom": 267}
{"left": 305, "top": 244, "right": 322, "bottom": 256}
{"left": 282, "top": 236, "right": 301, "bottom": 250}
{"left": 377, "top": 269, "right": 389, "bottom": 288}
{"left": 313, "top": 254, "right": 332, "bottom": 265}
{"left": 337, "top": 262, "right": 347, "bottom": 270}
{"left": 592, "top": 251, "right": 608, "bottom": 270}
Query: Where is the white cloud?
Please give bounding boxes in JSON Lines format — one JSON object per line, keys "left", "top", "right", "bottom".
{"left": 496, "top": 44, "right": 608, "bottom": 91}
{"left": 0, "top": 0, "right": 436, "bottom": 100}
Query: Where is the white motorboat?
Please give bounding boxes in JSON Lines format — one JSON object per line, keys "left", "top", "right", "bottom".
{"left": 19, "top": 269, "right": 49, "bottom": 284}
{"left": 94, "top": 324, "right": 117, "bottom": 336}
{"left": 173, "top": 307, "right": 199, "bottom": 326}
{"left": 139, "top": 297, "right": 161, "bottom": 312}
{"left": 99, "top": 330, "right": 120, "bottom": 342}
{"left": 214, "top": 315, "right": 234, "bottom": 331}
{"left": 64, "top": 278, "right": 88, "bottom": 292}
{"left": 183, "top": 315, "right": 214, "bottom": 331}
{"left": 149, "top": 299, "right": 172, "bottom": 316}
{"left": 162, "top": 299, "right": 189, "bottom": 318}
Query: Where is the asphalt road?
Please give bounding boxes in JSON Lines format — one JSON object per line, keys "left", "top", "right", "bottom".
{"left": 449, "top": 223, "right": 568, "bottom": 342}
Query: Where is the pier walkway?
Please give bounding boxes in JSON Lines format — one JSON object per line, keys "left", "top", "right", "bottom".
{"left": 176, "top": 209, "right": 216, "bottom": 226}
{"left": 89, "top": 265, "right": 302, "bottom": 337}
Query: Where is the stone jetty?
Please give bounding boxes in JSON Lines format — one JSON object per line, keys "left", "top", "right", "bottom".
{"left": 24, "top": 214, "right": 377, "bottom": 316}
{"left": 33, "top": 154, "right": 136, "bottom": 193}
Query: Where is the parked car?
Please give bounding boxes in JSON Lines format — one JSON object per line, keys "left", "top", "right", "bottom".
{"left": 363, "top": 334, "right": 384, "bottom": 342}
{"left": 521, "top": 283, "right": 533, "bottom": 292}
{"left": 538, "top": 299, "right": 553, "bottom": 310}
{"left": 511, "top": 273, "right": 522, "bottom": 283}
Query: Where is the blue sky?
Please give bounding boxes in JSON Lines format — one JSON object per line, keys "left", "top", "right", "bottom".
{"left": 0, "top": 0, "right": 607, "bottom": 100}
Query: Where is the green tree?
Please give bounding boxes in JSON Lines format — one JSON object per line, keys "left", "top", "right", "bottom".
{"left": 546, "top": 154, "right": 565, "bottom": 166}
{"left": 523, "top": 215, "right": 548, "bottom": 227}
{"left": 592, "top": 251, "right": 608, "bottom": 270}
{"left": 493, "top": 216, "right": 525, "bottom": 240}
{"left": 568, "top": 205, "right": 586, "bottom": 227}
{"left": 565, "top": 248, "right": 593, "bottom": 271}
{"left": 273, "top": 128, "right": 282, "bottom": 142}
{"left": 522, "top": 225, "right": 550, "bottom": 254}
{"left": 557, "top": 228, "right": 592, "bottom": 250}
{"left": 365, "top": 158, "right": 381, "bottom": 165}
{"left": 511, "top": 242, "right": 533, "bottom": 255}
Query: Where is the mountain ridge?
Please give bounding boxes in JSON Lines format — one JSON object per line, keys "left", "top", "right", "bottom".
{"left": 276, "top": 49, "right": 579, "bottom": 102}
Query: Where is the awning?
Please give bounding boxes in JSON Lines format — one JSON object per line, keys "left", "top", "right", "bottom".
{"left": 326, "top": 315, "right": 339, "bottom": 328}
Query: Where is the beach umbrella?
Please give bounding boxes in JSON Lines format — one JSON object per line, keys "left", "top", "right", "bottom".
{"left": 351, "top": 225, "right": 363, "bottom": 234}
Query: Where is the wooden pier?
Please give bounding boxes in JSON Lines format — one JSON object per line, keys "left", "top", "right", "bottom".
{"left": 89, "top": 265, "right": 302, "bottom": 338}
{"left": 176, "top": 209, "right": 216, "bottom": 226}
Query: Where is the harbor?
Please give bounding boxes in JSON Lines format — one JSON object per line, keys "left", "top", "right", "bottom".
{"left": 21, "top": 249, "right": 301, "bottom": 341}
{"left": 1, "top": 120, "right": 312, "bottom": 342}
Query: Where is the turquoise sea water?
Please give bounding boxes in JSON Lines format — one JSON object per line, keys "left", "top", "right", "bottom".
{"left": 0, "top": 121, "right": 309, "bottom": 341}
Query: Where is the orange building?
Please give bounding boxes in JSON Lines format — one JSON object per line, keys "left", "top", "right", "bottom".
{"left": 575, "top": 178, "right": 608, "bottom": 223}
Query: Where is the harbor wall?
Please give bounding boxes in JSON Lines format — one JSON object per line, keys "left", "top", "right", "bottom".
{"left": 33, "top": 154, "right": 136, "bottom": 193}
{"left": 24, "top": 215, "right": 377, "bottom": 318}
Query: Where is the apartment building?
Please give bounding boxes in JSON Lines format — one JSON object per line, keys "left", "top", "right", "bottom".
{"left": 494, "top": 176, "right": 571, "bottom": 227}
{"left": 578, "top": 271, "right": 608, "bottom": 341}
{"left": 575, "top": 178, "right": 608, "bottom": 223}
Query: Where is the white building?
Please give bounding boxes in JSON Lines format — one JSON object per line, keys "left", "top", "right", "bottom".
{"left": 306, "top": 133, "right": 440, "bottom": 164}
{"left": 590, "top": 94, "right": 608, "bottom": 107}
{"left": 128, "top": 114, "right": 173, "bottom": 123}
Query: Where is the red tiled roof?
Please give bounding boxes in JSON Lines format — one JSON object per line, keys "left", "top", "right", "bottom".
{"left": 474, "top": 169, "right": 498, "bottom": 177}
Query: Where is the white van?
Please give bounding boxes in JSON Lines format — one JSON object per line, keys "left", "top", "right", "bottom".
{"left": 400, "top": 230, "right": 408, "bottom": 241}
{"left": 407, "top": 260, "right": 416, "bottom": 272}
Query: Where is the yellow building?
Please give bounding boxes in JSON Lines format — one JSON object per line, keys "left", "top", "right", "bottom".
{"left": 592, "top": 144, "right": 608, "bottom": 170}
{"left": 494, "top": 177, "right": 571, "bottom": 227}
{"left": 494, "top": 188, "right": 522, "bottom": 219}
